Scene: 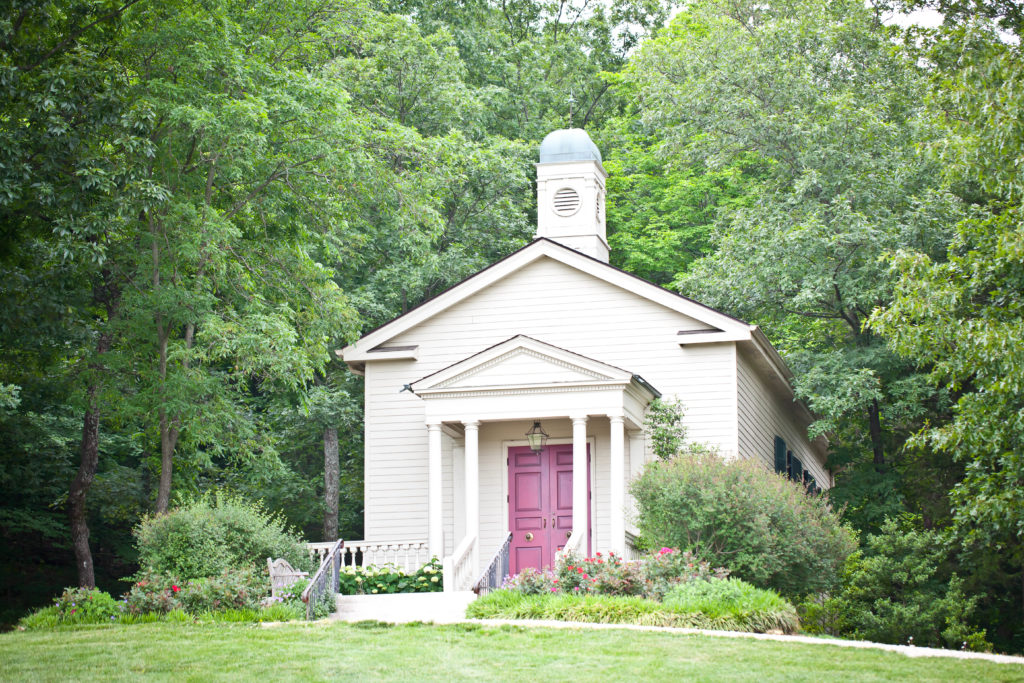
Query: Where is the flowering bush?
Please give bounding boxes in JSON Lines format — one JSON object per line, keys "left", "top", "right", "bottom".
{"left": 641, "top": 547, "right": 729, "bottom": 600}
{"left": 177, "top": 566, "right": 265, "bottom": 613}
{"left": 123, "top": 570, "right": 182, "bottom": 615}
{"left": 502, "top": 548, "right": 729, "bottom": 600}
{"left": 501, "top": 567, "right": 558, "bottom": 594}
{"left": 263, "top": 578, "right": 308, "bottom": 609}
{"left": 557, "top": 552, "right": 643, "bottom": 596}
{"left": 338, "top": 557, "right": 443, "bottom": 595}
{"left": 53, "top": 588, "right": 122, "bottom": 623}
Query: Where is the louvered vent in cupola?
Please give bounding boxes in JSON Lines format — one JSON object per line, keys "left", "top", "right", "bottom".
{"left": 552, "top": 187, "right": 581, "bottom": 216}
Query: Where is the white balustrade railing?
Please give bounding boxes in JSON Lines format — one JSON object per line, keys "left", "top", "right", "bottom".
{"left": 624, "top": 531, "right": 642, "bottom": 561}
{"left": 442, "top": 534, "right": 476, "bottom": 592}
{"left": 555, "top": 527, "right": 585, "bottom": 563}
{"left": 307, "top": 540, "right": 429, "bottom": 573}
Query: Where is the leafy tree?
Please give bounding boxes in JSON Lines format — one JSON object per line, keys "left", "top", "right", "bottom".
{"left": 0, "top": 0, "right": 152, "bottom": 588}
{"left": 599, "top": 107, "right": 769, "bottom": 286}
{"left": 871, "top": 19, "right": 1024, "bottom": 648}
{"left": 394, "top": 0, "right": 673, "bottom": 139}
{"left": 625, "top": 0, "right": 962, "bottom": 532}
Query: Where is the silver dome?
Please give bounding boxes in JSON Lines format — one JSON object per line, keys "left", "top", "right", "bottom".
{"left": 538, "top": 128, "right": 602, "bottom": 163}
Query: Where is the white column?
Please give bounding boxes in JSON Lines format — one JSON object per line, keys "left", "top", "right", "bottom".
{"left": 464, "top": 420, "right": 480, "bottom": 572}
{"left": 609, "top": 415, "right": 626, "bottom": 557}
{"left": 571, "top": 415, "right": 588, "bottom": 553}
{"left": 427, "top": 422, "right": 443, "bottom": 559}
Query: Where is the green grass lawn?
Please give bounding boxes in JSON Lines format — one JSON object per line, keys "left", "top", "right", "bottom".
{"left": 1, "top": 621, "right": 1021, "bottom": 682}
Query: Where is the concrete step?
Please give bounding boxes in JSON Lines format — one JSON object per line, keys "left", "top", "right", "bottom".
{"left": 332, "top": 591, "right": 477, "bottom": 624}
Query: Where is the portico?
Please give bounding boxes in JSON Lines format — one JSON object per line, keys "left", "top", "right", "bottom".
{"left": 409, "top": 335, "right": 657, "bottom": 589}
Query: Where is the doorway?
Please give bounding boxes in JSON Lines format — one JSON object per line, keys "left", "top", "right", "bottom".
{"left": 507, "top": 443, "right": 590, "bottom": 574}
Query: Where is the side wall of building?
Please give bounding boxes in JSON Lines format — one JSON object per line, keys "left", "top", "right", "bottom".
{"left": 735, "top": 346, "right": 829, "bottom": 487}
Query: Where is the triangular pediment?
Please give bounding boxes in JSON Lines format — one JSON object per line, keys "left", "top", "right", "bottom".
{"left": 411, "top": 336, "right": 633, "bottom": 394}
{"left": 342, "top": 239, "right": 751, "bottom": 363}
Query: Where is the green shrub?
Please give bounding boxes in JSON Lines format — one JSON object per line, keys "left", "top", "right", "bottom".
{"left": 467, "top": 590, "right": 669, "bottom": 624}
{"left": 466, "top": 589, "right": 798, "bottom": 633}
{"left": 18, "top": 606, "right": 62, "bottom": 630}
{"left": 309, "top": 590, "right": 335, "bottom": 619}
{"left": 51, "top": 587, "right": 122, "bottom": 624}
{"left": 802, "top": 519, "right": 991, "bottom": 651}
{"left": 258, "top": 602, "right": 304, "bottom": 622}
{"left": 639, "top": 548, "right": 729, "bottom": 600}
{"left": 178, "top": 567, "right": 265, "bottom": 613}
{"left": 339, "top": 558, "right": 443, "bottom": 595}
{"left": 133, "top": 491, "right": 309, "bottom": 580}
{"left": 664, "top": 578, "right": 799, "bottom": 634}
{"left": 630, "top": 451, "right": 856, "bottom": 598}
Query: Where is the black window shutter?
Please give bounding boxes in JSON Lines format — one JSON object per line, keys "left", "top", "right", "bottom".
{"left": 790, "top": 456, "right": 803, "bottom": 483}
{"left": 805, "top": 474, "right": 817, "bottom": 494}
{"left": 774, "top": 437, "right": 787, "bottom": 474}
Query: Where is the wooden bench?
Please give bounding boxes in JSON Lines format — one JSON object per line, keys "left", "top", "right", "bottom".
{"left": 267, "top": 557, "right": 309, "bottom": 597}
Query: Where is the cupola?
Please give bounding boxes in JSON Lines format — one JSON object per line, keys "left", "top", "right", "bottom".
{"left": 535, "top": 128, "right": 609, "bottom": 262}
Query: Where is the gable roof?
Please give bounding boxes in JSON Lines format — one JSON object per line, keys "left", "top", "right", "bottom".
{"left": 342, "top": 237, "right": 750, "bottom": 362}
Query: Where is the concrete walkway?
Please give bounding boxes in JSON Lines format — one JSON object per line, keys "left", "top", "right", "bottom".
{"left": 333, "top": 591, "right": 477, "bottom": 624}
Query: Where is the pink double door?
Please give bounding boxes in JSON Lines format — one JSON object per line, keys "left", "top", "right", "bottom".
{"left": 508, "top": 443, "right": 590, "bottom": 574}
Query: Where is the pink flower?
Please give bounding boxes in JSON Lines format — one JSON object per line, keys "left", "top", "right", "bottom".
{"left": 171, "top": 585, "right": 180, "bottom": 593}
{"left": 658, "top": 547, "right": 674, "bottom": 556}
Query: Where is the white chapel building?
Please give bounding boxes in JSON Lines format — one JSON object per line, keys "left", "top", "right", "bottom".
{"left": 340, "top": 129, "right": 829, "bottom": 591}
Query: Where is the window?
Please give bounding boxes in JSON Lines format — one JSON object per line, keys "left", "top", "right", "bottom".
{"left": 774, "top": 436, "right": 787, "bottom": 474}
{"left": 774, "top": 435, "right": 815, "bottom": 492}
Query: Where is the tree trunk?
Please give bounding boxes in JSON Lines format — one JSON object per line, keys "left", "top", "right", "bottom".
{"left": 154, "top": 324, "right": 179, "bottom": 515}
{"left": 323, "top": 426, "right": 339, "bottom": 542}
{"left": 155, "top": 405, "right": 178, "bottom": 515}
{"left": 69, "top": 328, "right": 112, "bottom": 588}
{"left": 868, "top": 398, "right": 885, "bottom": 469}
{"left": 69, "top": 388, "right": 100, "bottom": 588}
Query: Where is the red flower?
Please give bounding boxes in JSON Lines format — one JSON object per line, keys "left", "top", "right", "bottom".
{"left": 171, "top": 585, "right": 180, "bottom": 593}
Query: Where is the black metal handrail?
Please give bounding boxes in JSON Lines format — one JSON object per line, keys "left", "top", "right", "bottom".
{"left": 301, "top": 538, "right": 343, "bottom": 620}
{"left": 472, "top": 532, "right": 512, "bottom": 595}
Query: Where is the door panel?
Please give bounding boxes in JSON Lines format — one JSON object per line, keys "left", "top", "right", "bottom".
{"left": 509, "top": 446, "right": 549, "bottom": 574}
{"left": 508, "top": 443, "right": 590, "bottom": 575}
{"left": 549, "top": 445, "right": 575, "bottom": 554}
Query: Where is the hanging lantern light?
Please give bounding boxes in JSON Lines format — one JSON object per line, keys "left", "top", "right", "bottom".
{"left": 525, "top": 421, "right": 549, "bottom": 453}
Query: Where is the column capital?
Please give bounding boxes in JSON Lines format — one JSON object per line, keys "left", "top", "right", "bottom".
{"left": 608, "top": 414, "right": 625, "bottom": 424}
{"left": 570, "top": 414, "right": 588, "bottom": 425}
{"left": 426, "top": 421, "right": 442, "bottom": 431}
{"left": 462, "top": 420, "right": 480, "bottom": 430}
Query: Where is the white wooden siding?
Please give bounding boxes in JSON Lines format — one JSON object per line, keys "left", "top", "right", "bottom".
{"left": 735, "top": 347, "right": 830, "bottom": 487}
